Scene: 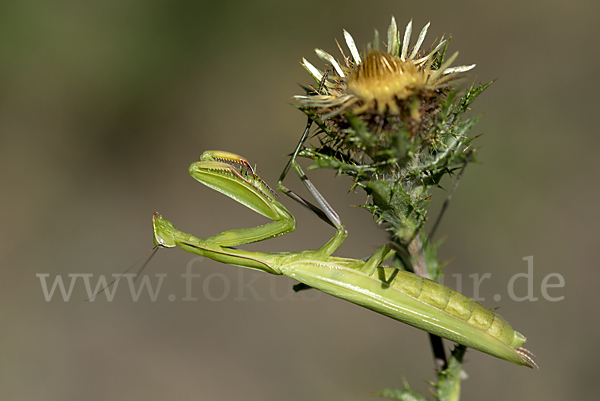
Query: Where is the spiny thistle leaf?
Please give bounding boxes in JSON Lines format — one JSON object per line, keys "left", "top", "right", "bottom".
{"left": 364, "top": 180, "right": 425, "bottom": 239}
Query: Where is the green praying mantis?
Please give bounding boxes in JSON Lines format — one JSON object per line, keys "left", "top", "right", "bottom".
{"left": 151, "top": 146, "right": 537, "bottom": 369}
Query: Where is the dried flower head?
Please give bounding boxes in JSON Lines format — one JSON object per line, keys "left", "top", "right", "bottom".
{"left": 295, "top": 17, "right": 475, "bottom": 123}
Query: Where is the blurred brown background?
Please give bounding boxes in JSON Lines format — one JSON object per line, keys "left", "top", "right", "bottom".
{"left": 1, "top": 0, "right": 598, "bottom": 400}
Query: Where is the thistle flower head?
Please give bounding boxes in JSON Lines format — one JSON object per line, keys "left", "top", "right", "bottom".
{"left": 295, "top": 17, "right": 475, "bottom": 123}
{"left": 288, "top": 16, "right": 491, "bottom": 294}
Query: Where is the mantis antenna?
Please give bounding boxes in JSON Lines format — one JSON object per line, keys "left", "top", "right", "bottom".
{"left": 85, "top": 246, "right": 159, "bottom": 301}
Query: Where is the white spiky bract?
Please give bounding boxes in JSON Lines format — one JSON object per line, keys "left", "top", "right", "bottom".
{"left": 295, "top": 17, "right": 475, "bottom": 119}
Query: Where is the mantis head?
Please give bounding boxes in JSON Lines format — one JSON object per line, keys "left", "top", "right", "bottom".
{"left": 152, "top": 212, "right": 177, "bottom": 248}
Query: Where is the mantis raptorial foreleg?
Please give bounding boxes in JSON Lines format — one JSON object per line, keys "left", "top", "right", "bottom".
{"left": 153, "top": 149, "right": 346, "bottom": 269}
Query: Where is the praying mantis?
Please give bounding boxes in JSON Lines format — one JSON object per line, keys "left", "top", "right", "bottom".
{"left": 152, "top": 146, "right": 537, "bottom": 369}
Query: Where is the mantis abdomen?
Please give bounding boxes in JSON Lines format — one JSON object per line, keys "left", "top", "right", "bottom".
{"left": 282, "top": 259, "right": 535, "bottom": 367}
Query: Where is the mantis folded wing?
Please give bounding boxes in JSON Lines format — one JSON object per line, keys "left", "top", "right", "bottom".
{"left": 153, "top": 150, "right": 537, "bottom": 368}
